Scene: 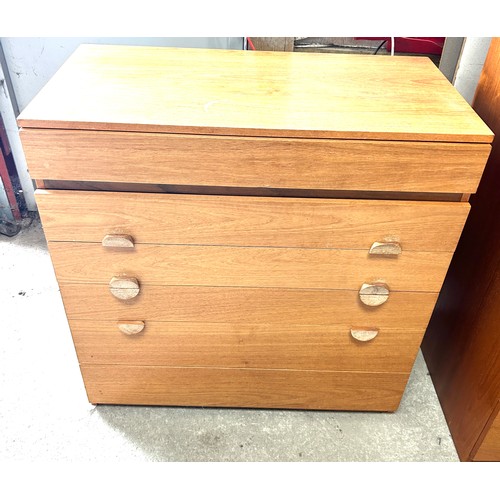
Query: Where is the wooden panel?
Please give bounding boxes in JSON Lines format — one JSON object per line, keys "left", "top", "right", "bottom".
{"left": 421, "top": 38, "right": 500, "bottom": 462}
{"left": 433, "top": 266, "right": 500, "bottom": 460}
{"left": 70, "top": 320, "right": 424, "bottom": 373}
{"left": 80, "top": 364, "right": 409, "bottom": 410}
{"left": 48, "top": 241, "right": 453, "bottom": 292}
{"left": 474, "top": 404, "right": 500, "bottom": 461}
{"left": 59, "top": 284, "right": 439, "bottom": 328}
{"left": 35, "top": 190, "right": 470, "bottom": 252}
{"left": 35, "top": 180, "right": 469, "bottom": 202}
{"left": 22, "top": 129, "right": 490, "bottom": 193}
{"left": 17, "top": 45, "right": 492, "bottom": 142}
{"left": 249, "top": 37, "right": 294, "bottom": 52}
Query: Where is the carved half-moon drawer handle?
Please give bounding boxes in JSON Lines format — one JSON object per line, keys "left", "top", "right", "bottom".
{"left": 350, "top": 328, "right": 379, "bottom": 342}
{"left": 359, "top": 283, "right": 390, "bottom": 306}
{"left": 102, "top": 234, "right": 135, "bottom": 248}
{"left": 109, "top": 276, "right": 140, "bottom": 300}
{"left": 118, "top": 321, "right": 145, "bottom": 335}
{"left": 369, "top": 241, "right": 402, "bottom": 255}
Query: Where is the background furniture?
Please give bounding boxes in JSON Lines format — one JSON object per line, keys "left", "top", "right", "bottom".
{"left": 422, "top": 38, "right": 500, "bottom": 461}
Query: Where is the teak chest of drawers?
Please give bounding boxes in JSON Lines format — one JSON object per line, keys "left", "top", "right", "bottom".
{"left": 19, "top": 45, "right": 493, "bottom": 411}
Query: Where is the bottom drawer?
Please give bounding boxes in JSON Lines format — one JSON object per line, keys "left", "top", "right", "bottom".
{"left": 70, "top": 320, "right": 424, "bottom": 373}
{"left": 80, "top": 365, "right": 409, "bottom": 411}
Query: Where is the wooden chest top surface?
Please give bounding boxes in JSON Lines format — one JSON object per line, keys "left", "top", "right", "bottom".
{"left": 18, "top": 44, "right": 493, "bottom": 143}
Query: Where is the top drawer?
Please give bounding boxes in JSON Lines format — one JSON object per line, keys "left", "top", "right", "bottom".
{"left": 35, "top": 189, "right": 469, "bottom": 252}
{"left": 21, "top": 129, "right": 490, "bottom": 193}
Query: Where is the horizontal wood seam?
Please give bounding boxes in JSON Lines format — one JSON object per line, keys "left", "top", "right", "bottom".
{"left": 67, "top": 319, "right": 424, "bottom": 330}
{"left": 46, "top": 239, "right": 458, "bottom": 253}
{"left": 77, "top": 362, "right": 411, "bottom": 376}
{"left": 57, "top": 282, "right": 441, "bottom": 293}
{"left": 17, "top": 124, "right": 493, "bottom": 144}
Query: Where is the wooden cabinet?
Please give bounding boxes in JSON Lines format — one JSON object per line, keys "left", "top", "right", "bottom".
{"left": 474, "top": 407, "right": 500, "bottom": 461}
{"left": 422, "top": 38, "right": 500, "bottom": 461}
{"left": 19, "top": 44, "right": 492, "bottom": 411}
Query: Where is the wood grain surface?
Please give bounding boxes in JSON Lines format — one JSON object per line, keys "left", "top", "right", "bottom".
{"left": 17, "top": 45, "right": 492, "bottom": 142}
{"left": 249, "top": 37, "right": 294, "bottom": 52}
{"left": 59, "top": 283, "right": 439, "bottom": 328}
{"left": 359, "top": 283, "right": 390, "bottom": 306}
{"left": 108, "top": 276, "right": 140, "bottom": 300}
{"left": 69, "top": 320, "right": 423, "bottom": 373}
{"left": 421, "top": 38, "right": 500, "bottom": 461}
{"left": 80, "top": 364, "right": 409, "bottom": 410}
{"left": 474, "top": 403, "right": 500, "bottom": 461}
{"left": 35, "top": 190, "right": 470, "bottom": 252}
{"left": 48, "top": 241, "right": 454, "bottom": 292}
{"left": 350, "top": 328, "right": 379, "bottom": 342}
{"left": 116, "top": 321, "right": 145, "bottom": 336}
{"left": 426, "top": 265, "right": 500, "bottom": 460}
{"left": 101, "top": 234, "right": 134, "bottom": 248}
{"left": 22, "top": 129, "right": 490, "bottom": 192}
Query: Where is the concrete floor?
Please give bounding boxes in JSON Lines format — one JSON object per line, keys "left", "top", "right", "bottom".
{"left": 0, "top": 216, "right": 459, "bottom": 461}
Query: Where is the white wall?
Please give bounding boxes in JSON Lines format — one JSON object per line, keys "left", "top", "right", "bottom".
{"left": 0, "top": 37, "right": 244, "bottom": 210}
{"left": 453, "top": 37, "right": 492, "bottom": 104}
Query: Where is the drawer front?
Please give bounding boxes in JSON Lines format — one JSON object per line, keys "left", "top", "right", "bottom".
{"left": 35, "top": 190, "right": 470, "bottom": 252}
{"left": 80, "top": 364, "right": 409, "bottom": 411}
{"left": 49, "top": 242, "right": 453, "bottom": 292}
{"left": 71, "top": 320, "right": 424, "bottom": 373}
{"left": 59, "top": 284, "right": 438, "bottom": 328}
{"left": 23, "top": 129, "right": 490, "bottom": 193}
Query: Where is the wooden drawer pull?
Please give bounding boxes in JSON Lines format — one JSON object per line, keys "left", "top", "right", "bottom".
{"left": 369, "top": 241, "right": 402, "bottom": 255}
{"left": 118, "top": 321, "right": 145, "bottom": 335}
{"left": 102, "top": 234, "right": 135, "bottom": 248}
{"left": 359, "top": 283, "right": 390, "bottom": 306}
{"left": 109, "top": 276, "right": 140, "bottom": 300}
{"left": 350, "top": 328, "right": 379, "bottom": 342}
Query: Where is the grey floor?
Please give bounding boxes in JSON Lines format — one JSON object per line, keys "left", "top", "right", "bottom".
{"left": 0, "top": 216, "right": 459, "bottom": 461}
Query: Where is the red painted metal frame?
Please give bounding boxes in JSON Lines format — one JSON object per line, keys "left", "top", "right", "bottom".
{"left": 0, "top": 115, "right": 21, "bottom": 220}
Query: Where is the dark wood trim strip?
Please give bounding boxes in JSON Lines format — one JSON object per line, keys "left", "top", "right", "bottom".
{"left": 37, "top": 179, "right": 464, "bottom": 202}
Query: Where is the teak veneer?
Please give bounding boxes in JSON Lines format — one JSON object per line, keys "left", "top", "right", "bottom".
{"left": 20, "top": 44, "right": 493, "bottom": 410}
{"left": 422, "top": 38, "right": 500, "bottom": 461}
